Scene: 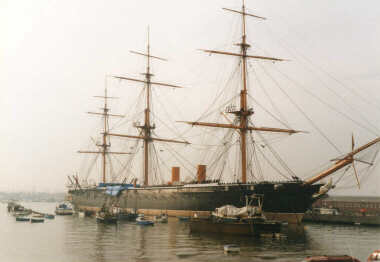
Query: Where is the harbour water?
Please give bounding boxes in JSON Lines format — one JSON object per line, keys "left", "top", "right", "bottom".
{"left": 1, "top": 202, "right": 380, "bottom": 262}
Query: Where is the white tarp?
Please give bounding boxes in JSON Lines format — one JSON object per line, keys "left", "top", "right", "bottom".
{"left": 212, "top": 205, "right": 260, "bottom": 218}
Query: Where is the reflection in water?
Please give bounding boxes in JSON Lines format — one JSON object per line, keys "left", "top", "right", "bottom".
{"left": 285, "top": 224, "right": 306, "bottom": 241}
{"left": 2, "top": 203, "right": 380, "bottom": 262}
{"left": 94, "top": 224, "right": 107, "bottom": 262}
{"left": 136, "top": 225, "right": 149, "bottom": 262}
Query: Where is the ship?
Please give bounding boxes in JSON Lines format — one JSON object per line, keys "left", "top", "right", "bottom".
{"left": 67, "top": 0, "right": 380, "bottom": 224}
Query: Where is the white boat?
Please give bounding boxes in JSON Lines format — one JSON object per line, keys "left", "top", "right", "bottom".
{"left": 55, "top": 203, "right": 74, "bottom": 215}
{"left": 224, "top": 244, "right": 240, "bottom": 253}
{"left": 136, "top": 214, "right": 154, "bottom": 226}
{"left": 154, "top": 214, "right": 168, "bottom": 223}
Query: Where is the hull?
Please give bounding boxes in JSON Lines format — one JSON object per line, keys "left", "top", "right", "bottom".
{"left": 96, "top": 216, "right": 118, "bottom": 224}
{"left": 189, "top": 219, "right": 282, "bottom": 236}
{"left": 69, "top": 181, "right": 324, "bottom": 224}
{"left": 16, "top": 217, "right": 30, "bottom": 222}
{"left": 55, "top": 209, "right": 73, "bottom": 216}
{"left": 31, "top": 218, "right": 44, "bottom": 223}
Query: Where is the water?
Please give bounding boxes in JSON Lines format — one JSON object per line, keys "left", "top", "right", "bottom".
{"left": 1, "top": 202, "right": 379, "bottom": 262}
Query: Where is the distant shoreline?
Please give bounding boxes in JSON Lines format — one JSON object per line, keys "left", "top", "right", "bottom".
{"left": 0, "top": 191, "right": 65, "bottom": 203}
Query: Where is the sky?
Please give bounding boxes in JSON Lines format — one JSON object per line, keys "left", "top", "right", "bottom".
{"left": 1, "top": 0, "right": 380, "bottom": 193}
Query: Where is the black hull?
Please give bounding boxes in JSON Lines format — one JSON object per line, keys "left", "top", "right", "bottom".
{"left": 96, "top": 217, "right": 118, "bottom": 224}
{"left": 69, "top": 181, "right": 324, "bottom": 223}
{"left": 189, "top": 218, "right": 282, "bottom": 236}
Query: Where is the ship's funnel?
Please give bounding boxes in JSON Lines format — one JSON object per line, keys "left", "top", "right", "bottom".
{"left": 172, "top": 167, "right": 180, "bottom": 183}
{"left": 197, "top": 165, "right": 206, "bottom": 183}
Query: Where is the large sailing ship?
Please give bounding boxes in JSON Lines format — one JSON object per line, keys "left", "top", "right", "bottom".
{"left": 68, "top": 1, "right": 380, "bottom": 223}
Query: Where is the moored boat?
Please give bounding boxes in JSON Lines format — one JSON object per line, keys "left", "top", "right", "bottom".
{"left": 154, "top": 214, "right": 168, "bottom": 223}
{"left": 136, "top": 214, "right": 154, "bottom": 226}
{"left": 44, "top": 214, "right": 55, "bottom": 219}
{"left": 224, "top": 244, "right": 240, "bottom": 253}
{"left": 96, "top": 214, "right": 118, "bottom": 224}
{"left": 189, "top": 195, "right": 282, "bottom": 237}
{"left": 55, "top": 203, "right": 74, "bottom": 215}
{"left": 30, "top": 217, "right": 44, "bottom": 223}
{"left": 303, "top": 256, "right": 360, "bottom": 262}
{"left": 96, "top": 209, "right": 118, "bottom": 224}
{"left": 15, "top": 217, "right": 30, "bottom": 222}
{"left": 12, "top": 210, "right": 32, "bottom": 217}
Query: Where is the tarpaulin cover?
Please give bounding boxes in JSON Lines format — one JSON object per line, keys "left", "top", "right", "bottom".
{"left": 98, "top": 183, "right": 135, "bottom": 188}
{"left": 105, "top": 185, "right": 124, "bottom": 196}
{"left": 212, "top": 205, "right": 260, "bottom": 218}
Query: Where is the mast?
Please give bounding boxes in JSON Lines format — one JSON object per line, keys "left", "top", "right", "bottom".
{"left": 143, "top": 28, "right": 152, "bottom": 187}
{"left": 102, "top": 88, "right": 109, "bottom": 183}
{"left": 181, "top": 1, "right": 296, "bottom": 183}
{"left": 240, "top": 0, "right": 249, "bottom": 183}
{"left": 109, "top": 29, "right": 189, "bottom": 186}
{"left": 304, "top": 136, "right": 380, "bottom": 185}
{"left": 78, "top": 86, "right": 130, "bottom": 183}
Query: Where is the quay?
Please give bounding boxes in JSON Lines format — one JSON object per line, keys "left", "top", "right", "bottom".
{"left": 303, "top": 196, "right": 380, "bottom": 226}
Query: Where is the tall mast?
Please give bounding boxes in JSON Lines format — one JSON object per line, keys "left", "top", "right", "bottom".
{"left": 78, "top": 86, "right": 130, "bottom": 183}
{"left": 109, "top": 29, "right": 189, "bottom": 186}
{"left": 181, "top": 1, "right": 296, "bottom": 183}
{"left": 239, "top": 0, "right": 249, "bottom": 183}
{"left": 180, "top": 1, "right": 380, "bottom": 185}
{"left": 102, "top": 88, "right": 109, "bottom": 183}
{"left": 143, "top": 28, "right": 153, "bottom": 186}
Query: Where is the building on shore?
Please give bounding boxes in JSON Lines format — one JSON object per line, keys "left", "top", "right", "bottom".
{"left": 313, "top": 196, "right": 380, "bottom": 215}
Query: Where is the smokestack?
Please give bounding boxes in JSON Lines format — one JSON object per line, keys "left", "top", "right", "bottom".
{"left": 197, "top": 165, "right": 206, "bottom": 183}
{"left": 172, "top": 167, "right": 180, "bottom": 183}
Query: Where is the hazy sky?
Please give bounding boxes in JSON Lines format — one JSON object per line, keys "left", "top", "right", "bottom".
{"left": 1, "top": 0, "right": 380, "bottom": 193}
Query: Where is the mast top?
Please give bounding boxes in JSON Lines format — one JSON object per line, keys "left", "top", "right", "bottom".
{"left": 222, "top": 7, "right": 266, "bottom": 20}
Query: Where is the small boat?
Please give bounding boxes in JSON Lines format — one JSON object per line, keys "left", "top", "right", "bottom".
{"left": 12, "top": 210, "right": 32, "bottom": 217}
{"left": 44, "top": 214, "right": 55, "bottom": 219}
{"left": 136, "top": 214, "right": 154, "bottom": 226}
{"left": 303, "top": 255, "right": 360, "bottom": 262}
{"left": 7, "top": 201, "right": 18, "bottom": 212}
{"left": 8, "top": 202, "right": 30, "bottom": 214}
{"left": 96, "top": 207, "right": 118, "bottom": 224}
{"left": 178, "top": 216, "right": 190, "bottom": 222}
{"left": 55, "top": 203, "right": 74, "bottom": 215}
{"left": 189, "top": 195, "right": 282, "bottom": 237}
{"left": 31, "top": 218, "right": 44, "bottom": 223}
{"left": 16, "top": 217, "right": 30, "bottom": 222}
{"left": 32, "top": 213, "right": 44, "bottom": 218}
{"left": 224, "top": 244, "right": 240, "bottom": 253}
{"left": 96, "top": 214, "right": 118, "bottom": 224}
{"left": 154, "top": 214, "right": 168, "bottom": 223}
{"left": 368, "top": 250, "right": 380, "bottom": 261}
